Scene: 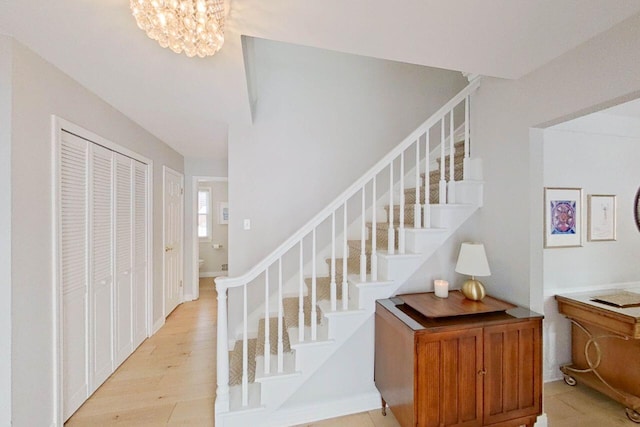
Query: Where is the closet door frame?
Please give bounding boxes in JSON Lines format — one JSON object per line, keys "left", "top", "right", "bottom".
{"left": 51, "top": 116, "right": 154, "bottom": 425}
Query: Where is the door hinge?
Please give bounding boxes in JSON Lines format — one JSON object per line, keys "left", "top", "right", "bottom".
{"left": 180, "top": 187, "right": 184, "bottom": 195}
{"left": 179, "top": 280, "right": 183, "bottom": 288}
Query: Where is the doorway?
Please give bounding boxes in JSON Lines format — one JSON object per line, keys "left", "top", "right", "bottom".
{"left": 192, "top": 176, "right": 228, "bottom": 299}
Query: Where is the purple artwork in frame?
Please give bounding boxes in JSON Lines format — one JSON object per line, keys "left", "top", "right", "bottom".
{"left": 544, "top": 187, "right": 583, "bottom": 248}
{"left": 550, "top": 200, "right": 576, "bottom": 235}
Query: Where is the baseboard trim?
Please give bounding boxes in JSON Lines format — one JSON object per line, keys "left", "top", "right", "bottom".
{"left": 152, "top": 317, "right": 165, "bottom": 335}
{"left": 200, "top": 271, "right": 224, "bottom": 278}
{"left": 536, "top": 412, "right": 548, "bottom": 427}
{"left": 268, "top": 389, "right": 380, "bottom": 427}
{"left": 183, "top": 293, "right": 194, "bottom": 302}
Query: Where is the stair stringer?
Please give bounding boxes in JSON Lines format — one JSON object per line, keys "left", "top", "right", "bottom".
{"left": 216, "top": 190, "right": 482, "bottom": 427}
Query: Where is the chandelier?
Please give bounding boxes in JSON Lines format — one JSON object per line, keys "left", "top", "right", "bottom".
{"left": 130, "top": 0, "right": 225, "bottom": 58}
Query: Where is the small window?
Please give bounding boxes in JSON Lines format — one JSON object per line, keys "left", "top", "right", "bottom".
{"left": 198, "top": 188, "right": 211, "bottom": 241}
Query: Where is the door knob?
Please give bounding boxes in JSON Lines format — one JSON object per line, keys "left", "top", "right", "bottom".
{"left": 165, "top": 246, "right": 171, "bottom": 252}
{"left": 478, "top": 369, "right": 487, "bottom": 376}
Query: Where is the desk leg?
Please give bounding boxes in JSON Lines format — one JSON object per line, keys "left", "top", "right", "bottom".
{"left": 560, "top": 317, "right": 640, "bottom": 423}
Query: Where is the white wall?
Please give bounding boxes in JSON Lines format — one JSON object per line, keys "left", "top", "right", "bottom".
{"left": 8, "top": 38, "right": 184, "bottom": 426}
{"left": 228, "top": 38, "right": 468, "bottom": 275}
{"left": 0, "top": 36, "right": 12, "bottom": 426}
{"left": 543, "top": 115, "right": 640, "bottom": 289}
{"left": 199, "top": 180, "right": 229, "bottom": 275}
{"left": 184, "top": 157, "right": 228, "bottom": 299}
{"left": 542, "top": 113, "right": 640, "bottom": 381}
{"left": 472, "top": 12, "right": 640, "bottom": 315}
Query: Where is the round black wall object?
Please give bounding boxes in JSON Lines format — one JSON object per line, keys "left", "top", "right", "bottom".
{"left": 635, "top": 187, "right": 640, "bottom": 232}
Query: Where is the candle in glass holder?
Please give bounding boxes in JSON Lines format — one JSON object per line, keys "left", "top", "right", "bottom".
{"left": 434, "top": 279, "right": 449, "bottom": 298}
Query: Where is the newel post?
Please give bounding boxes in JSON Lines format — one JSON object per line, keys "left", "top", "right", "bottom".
{"left": 215, "top": 280, "right": 230, "bottom": 413}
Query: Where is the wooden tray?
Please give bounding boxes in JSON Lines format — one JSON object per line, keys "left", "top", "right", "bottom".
{"left": 399, "top": 291, "right": 516, "bottom": 319}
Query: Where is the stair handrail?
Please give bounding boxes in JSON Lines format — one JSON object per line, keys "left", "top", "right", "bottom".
{"left": 215, "top": 77, "right": 481, "bottom": 292}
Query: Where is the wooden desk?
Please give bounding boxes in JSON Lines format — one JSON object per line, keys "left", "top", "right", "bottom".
{"left": 555, "top": 292, "right": 640, "bottom": 423}
{"left": 375, "top": 291, "right": 543, "bottom": 427}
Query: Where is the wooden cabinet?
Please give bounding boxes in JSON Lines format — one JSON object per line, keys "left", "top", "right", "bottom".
{"left": 375, "top": 292, "right": 542, "bottom": 427}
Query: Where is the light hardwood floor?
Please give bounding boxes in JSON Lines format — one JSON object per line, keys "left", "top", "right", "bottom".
{"left": 307, "top": 380, "right": 636, "bottom": 426}
{"left": 66, "top": 278, "right": 217, "bottom": 426}
{"left": 66, "top": 278, "right": 634, "bottom": 426}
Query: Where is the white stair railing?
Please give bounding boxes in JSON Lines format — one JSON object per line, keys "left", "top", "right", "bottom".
{"left": 214, "top": 77, "right": 481, "bottom": 412}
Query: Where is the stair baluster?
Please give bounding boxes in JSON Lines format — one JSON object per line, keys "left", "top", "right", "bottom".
{"left": 360, "top": 187, "right": 366, "bottom": 283}
{"left": 439, "top": 118, "right": 446, "bottom": 204}
{"left": 298, "top": 243, "right": 304, "bottom": 342}
{"left": 311, "top": 229, "right": 317, "bottom": 340}
{"left": 264, "top": 266, "right": 270, "bottom": 374}
{"left": 464, "top": 95, "right": 470, "bottom": 180}
{"left": 387, "top": 161, "right": 394, "bottom": 254}
{"left": 399, "top": 152, "right": 405, "bottom": 254}
{"left": 423, "top": 132, "right": 430, "bottom": 228}
{"left": 277, "top": 258, "right": 283, "bottom": 373}
{"left": 342, "top": 203, "right": 348, "bottom": 310}
{"left": 448, "top": 109, "right": 455, "bottom": 203}
{"left": 414, "top": 139, "right": 421, "bottom": 229}
{"left": 330, "top": 212, "right": 337, "bottom": 311}
{"left": 371, "top": 176, "right": 377, "bottom": 281}
{"left": 215, "top": 284, "right": 229, "bottom": 412}
{"left": 242, "top": 283, "right": 248, "bottom": 406}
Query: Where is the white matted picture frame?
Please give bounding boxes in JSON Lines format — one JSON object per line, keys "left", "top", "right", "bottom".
{"left": 588, "top": 194, "right": 616, "bottom": 241}
{"left": 218, "top": 201, "right": 229, "bottom": 225}
{"left": 544, "top": 187, "right": 583, "bottom": 248}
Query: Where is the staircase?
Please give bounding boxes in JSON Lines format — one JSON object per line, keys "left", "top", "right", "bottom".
{"left": 215, "top": 78, "right": 483, "bottom": 427}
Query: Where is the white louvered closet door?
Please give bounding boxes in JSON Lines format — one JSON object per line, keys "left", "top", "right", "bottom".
{"left": 132, "top": 160, "right": 147, "bottom": 348}
{"left": 60, "top": 131, "right": 89, "bottom": 420}
{"left": 89, "top": 144, "right": 114, "bottom": 389}
{"left": 114, "top": 153, "right": 133, "bottom": 366}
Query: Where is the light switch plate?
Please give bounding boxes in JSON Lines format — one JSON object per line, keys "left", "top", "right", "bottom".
{"left": 243, "top": 219, "right": 251, "bottom": 230}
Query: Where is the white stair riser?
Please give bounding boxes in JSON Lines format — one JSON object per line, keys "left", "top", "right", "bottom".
{"left": 405, "top": 229, "right": 447, "bottom": 253}
{"left": 377, "top": 254, "right": 423, "bottom": 282}
{"left": 355, "top": 284, "right": 396, "bottom": 309}
{"left": 454, "top": 180, "right": 484, "bottom": 206}
{"left": 430, "top": 204, "right": 475, "bottom": 228}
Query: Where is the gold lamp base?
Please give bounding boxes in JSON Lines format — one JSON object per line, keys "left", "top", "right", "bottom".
{"left": 461, "top": 279, "right": 486, "bottom": 301}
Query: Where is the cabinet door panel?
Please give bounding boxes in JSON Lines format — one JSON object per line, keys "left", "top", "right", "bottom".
{"left": 417, "top": 328, "right": 483, "bottom": 427}
{"left": 483, "top": 320, "right": 542, "bottom": 425}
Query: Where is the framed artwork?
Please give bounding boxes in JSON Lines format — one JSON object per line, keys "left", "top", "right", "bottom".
{"left": 218, "top": 201, "right": 229, "bottom": 225}
{"left": 588, "top": 194, "right": 616, "bottom": 241}
{"left": 544, "top": 187, "right": 583, "bottom": 248}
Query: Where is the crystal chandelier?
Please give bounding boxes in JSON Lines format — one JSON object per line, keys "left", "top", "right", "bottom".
{"left": 130, "top": 0, "right": 225, "bottom": 58}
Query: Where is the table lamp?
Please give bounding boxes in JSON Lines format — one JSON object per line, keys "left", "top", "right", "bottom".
{"left": 455, "top": 242, "right": 491, "bottom": 300}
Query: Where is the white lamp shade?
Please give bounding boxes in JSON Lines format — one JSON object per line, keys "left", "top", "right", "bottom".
{"left": 455, "top": 243, "right": 491, "bottom": 277}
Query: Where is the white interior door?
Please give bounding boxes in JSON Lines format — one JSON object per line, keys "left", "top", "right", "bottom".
{"left": 133, "top": 160, "right": 148, "bottom": 347}
{"left": 60, "top": 131, "right": 89, "bottom": 420}
{"left": 164, "top": 167, "right": 183, "bottom": 316}
{"left": 115, "top": 154, "right": 133, "bottom": 365}
{"left": 89, "top": 144, "right": 114, "bottom": 389}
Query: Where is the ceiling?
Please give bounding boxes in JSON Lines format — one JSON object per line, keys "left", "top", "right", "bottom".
{"left": 1, "top": 1, "right": 640, "bottom": 160}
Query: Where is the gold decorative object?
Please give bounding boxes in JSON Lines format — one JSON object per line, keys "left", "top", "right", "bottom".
{"left": 461, "top": 278, "right": 486, "bottom": 301}
{"left": 455, "top": 242, "right": 491, "bottom": 301}
{"left": 130, "top": 0, "right": 225, "bottom": 58}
